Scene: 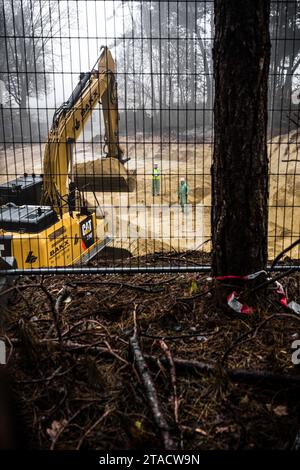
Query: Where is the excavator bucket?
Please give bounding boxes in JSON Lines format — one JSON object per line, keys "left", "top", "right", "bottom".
{"left": 73, "top": 158, "right": 136, "bottom": 192}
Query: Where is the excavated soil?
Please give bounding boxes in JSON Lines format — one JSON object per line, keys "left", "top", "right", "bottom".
{"left": 0, "top": 132, "right": 299, "bottom": 257}
{"left": 74, "top": 157, "right": 128, "bottom": 176}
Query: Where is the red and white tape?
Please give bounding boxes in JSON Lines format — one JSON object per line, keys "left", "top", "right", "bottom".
{"left": 208, "top": 270, "right": 300, "bottom": 316}
{"left": 275, "top": 281, "right": 300, "bottom": 314}
{"left": 227, "top": 291, "right": 253, "bottom": 315}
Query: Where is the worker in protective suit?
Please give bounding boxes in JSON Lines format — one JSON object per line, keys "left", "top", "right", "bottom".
{"left": 152, "top": 162, "right": 160, "bottom": 196}
{"left": 178, "top": 177, "right": 189, "bottom": 213}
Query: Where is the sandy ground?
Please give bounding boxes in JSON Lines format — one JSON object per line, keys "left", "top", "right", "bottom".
{"left": 0, "top": 133, "right": 299, "bottom": 259}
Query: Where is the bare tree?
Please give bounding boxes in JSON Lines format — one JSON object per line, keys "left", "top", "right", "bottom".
{"left": 269, "top": 1, "right": 300, "bottom": 133}
{"left": 115, "top": 1, "right": 214, "bottom": 135}
{"left": 0, "top": 0, "right": 69, "bottom": 139}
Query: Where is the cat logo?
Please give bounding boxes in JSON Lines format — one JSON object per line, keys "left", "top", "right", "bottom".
{"left": 25, "top": 251, "right": 38, "bottom": 264}
{"left": 80, "top": 216, "right": 94, "bottom": 249}
{"left": 81, "top": 219, "right": 92, "bottom": 236}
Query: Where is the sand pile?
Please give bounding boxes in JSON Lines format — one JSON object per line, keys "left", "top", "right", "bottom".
{"left": 82, "top": 135, "right": 299, "bottom": 258}
{"left": 74, "top": 157, "right": 128, "bottom": 177}
{"left": 269, "top": 130, "right": 300, "bottom": 171}
{"left": 123, "top": 174, "right": 210, "bottom": 206}
{"left": 130, "top": 238, "right": 171, "bottom": 256}
{"left": 267, "top": 131, "right": 300, "bottom": 258}
{"left": 188, "top": 184, "right": 211, "bottom": 205}
{"left": 160, "top": 176, "right": 211, "bottom": 205}
{"left": 0, "top": 134, "right": 298, "bottom": 259}
{"left": 269, "top": 175, "right": 300, "bottom": 206}
{"left": 155, "top": 143, "right": 212, "bottom": 166}
{"left": 114, "top": 238, "right": 171, "bottom": 257}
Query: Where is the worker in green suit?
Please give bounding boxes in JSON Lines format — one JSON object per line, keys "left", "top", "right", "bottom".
{"left": 178, "top": 177, "right": 189, "bottom": 213}
{"left": 152, "top": 162, "right": 160, "bottom": 196}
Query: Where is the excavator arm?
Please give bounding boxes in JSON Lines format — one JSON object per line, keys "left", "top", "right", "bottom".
{"left": 43, "top": 46, "right": 125, "bottom": 208}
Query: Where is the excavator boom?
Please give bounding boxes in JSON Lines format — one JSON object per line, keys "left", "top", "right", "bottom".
{"left": 43, "top": 46, "right": 133, "bottom": 209}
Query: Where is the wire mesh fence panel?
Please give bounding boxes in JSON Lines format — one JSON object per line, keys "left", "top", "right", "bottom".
{"left": 0, "top": 0, "right": 299, "bottom": 273}
{"left": 268, "top": 0, "right": 300, "bottom": 262}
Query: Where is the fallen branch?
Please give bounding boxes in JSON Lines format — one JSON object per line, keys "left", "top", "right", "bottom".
{"left": 44, "top": 285, "right": 74, "bottom": 341}
{"left": 0, "top": 282, "right": 41, "bottom": 297}
{"left": 55, "top": 285, "right": 73, "bottom": 317}
{"left": 50, "top": 403, "right": 94, "bottom": 450}
{"left": 10, "top": 338, "right": 121, "bottom": 359}
{"left": 16, "top": 365, "right": 74, "bottom": 384}
{"left": 76, "top": 406, "right": 111, "bottom": 450}
{"left": 70, "top": 280, "right": 163, "bottom": 293}
{"left": 145, "top": 355, "right": 300, "bottom": 388}
{"left": 141, "top": 331, "right": 213, "bottom": 341}
{"left": 104, "top": 340, "right": 130, "bottom": 366}
{"left": 141, "top": 275, "right": 179, "bottom": 286}
{"left": 39, "top": 284, "right": 62, "bottom": 344}
{"left": 129, "top": 306, "right": 175, "bottom": 450}
{"left": 250, "top": 268, "right": 295, "bottom": 293}
{"left": 221, "top": 313, "right": 278, "bottom": 364}
{"left": 176, "top": 289, "right": 212, "bottom": 301}
{"left": 159, "top": 340, "right": 179, "bottom": 426}
{"left": 222, "top": 312, "right": 300, "bottom": 364}
{"left": 1, "top": 282, "right": 69, "bottom": 344}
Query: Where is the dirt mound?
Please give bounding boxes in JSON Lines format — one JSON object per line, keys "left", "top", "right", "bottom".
{"left": 157, "top": 143, "right": 212, "bottom": 164}
{"left": 126, "top": 238, "right": 171, "bottom": 257}
{"left": 189, "top": 185, "right": 211, "bottom": 204}
{"left": 1, "top": 137, "right": 298, "bottom": 258}
{"left": 74, "top": 158, "right": 128, "bottom": 177}
{"left": 269, "top": 131, "right": 300, "bottom": 174}
{"left": 269, "top": 176, "right": 300, "bottom": 206}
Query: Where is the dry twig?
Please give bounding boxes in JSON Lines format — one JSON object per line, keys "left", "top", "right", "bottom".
{"left": 146, "top": 355, "right": 300, "bottom": 388}
{"left": 159, "top": 340, "right": 179, "bottom": 426}
{"left": 129, "top": 306, "right": 175, "bottom": 450}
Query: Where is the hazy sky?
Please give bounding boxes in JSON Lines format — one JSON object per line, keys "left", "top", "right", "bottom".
{"left": 32, "top": 0, "right": 127, "bottom": 109}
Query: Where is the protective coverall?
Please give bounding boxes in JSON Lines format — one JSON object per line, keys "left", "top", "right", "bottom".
{"left": 178, "top": 180, "right": 189, "bottom": 212}
{"left": 152, "top": 165, "right": 160, "bottom": 196}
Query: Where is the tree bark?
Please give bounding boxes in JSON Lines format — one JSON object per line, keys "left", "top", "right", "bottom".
{"left": 20, "top": 87, "right": 30, "bottom": 142}
{"left": 212, "top": 0, "right": 271, "bottom": 276}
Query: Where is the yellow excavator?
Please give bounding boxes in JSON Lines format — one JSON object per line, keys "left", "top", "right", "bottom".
{"left": 0, "top": 47, "right": 134, "bottom": 269}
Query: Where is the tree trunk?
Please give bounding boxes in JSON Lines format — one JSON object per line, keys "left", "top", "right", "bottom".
{"left": 19, "top": 85, "right": 30, "bottom": 142}
{"left": 212, "top": 0, "right": 271, "bottom": 276}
